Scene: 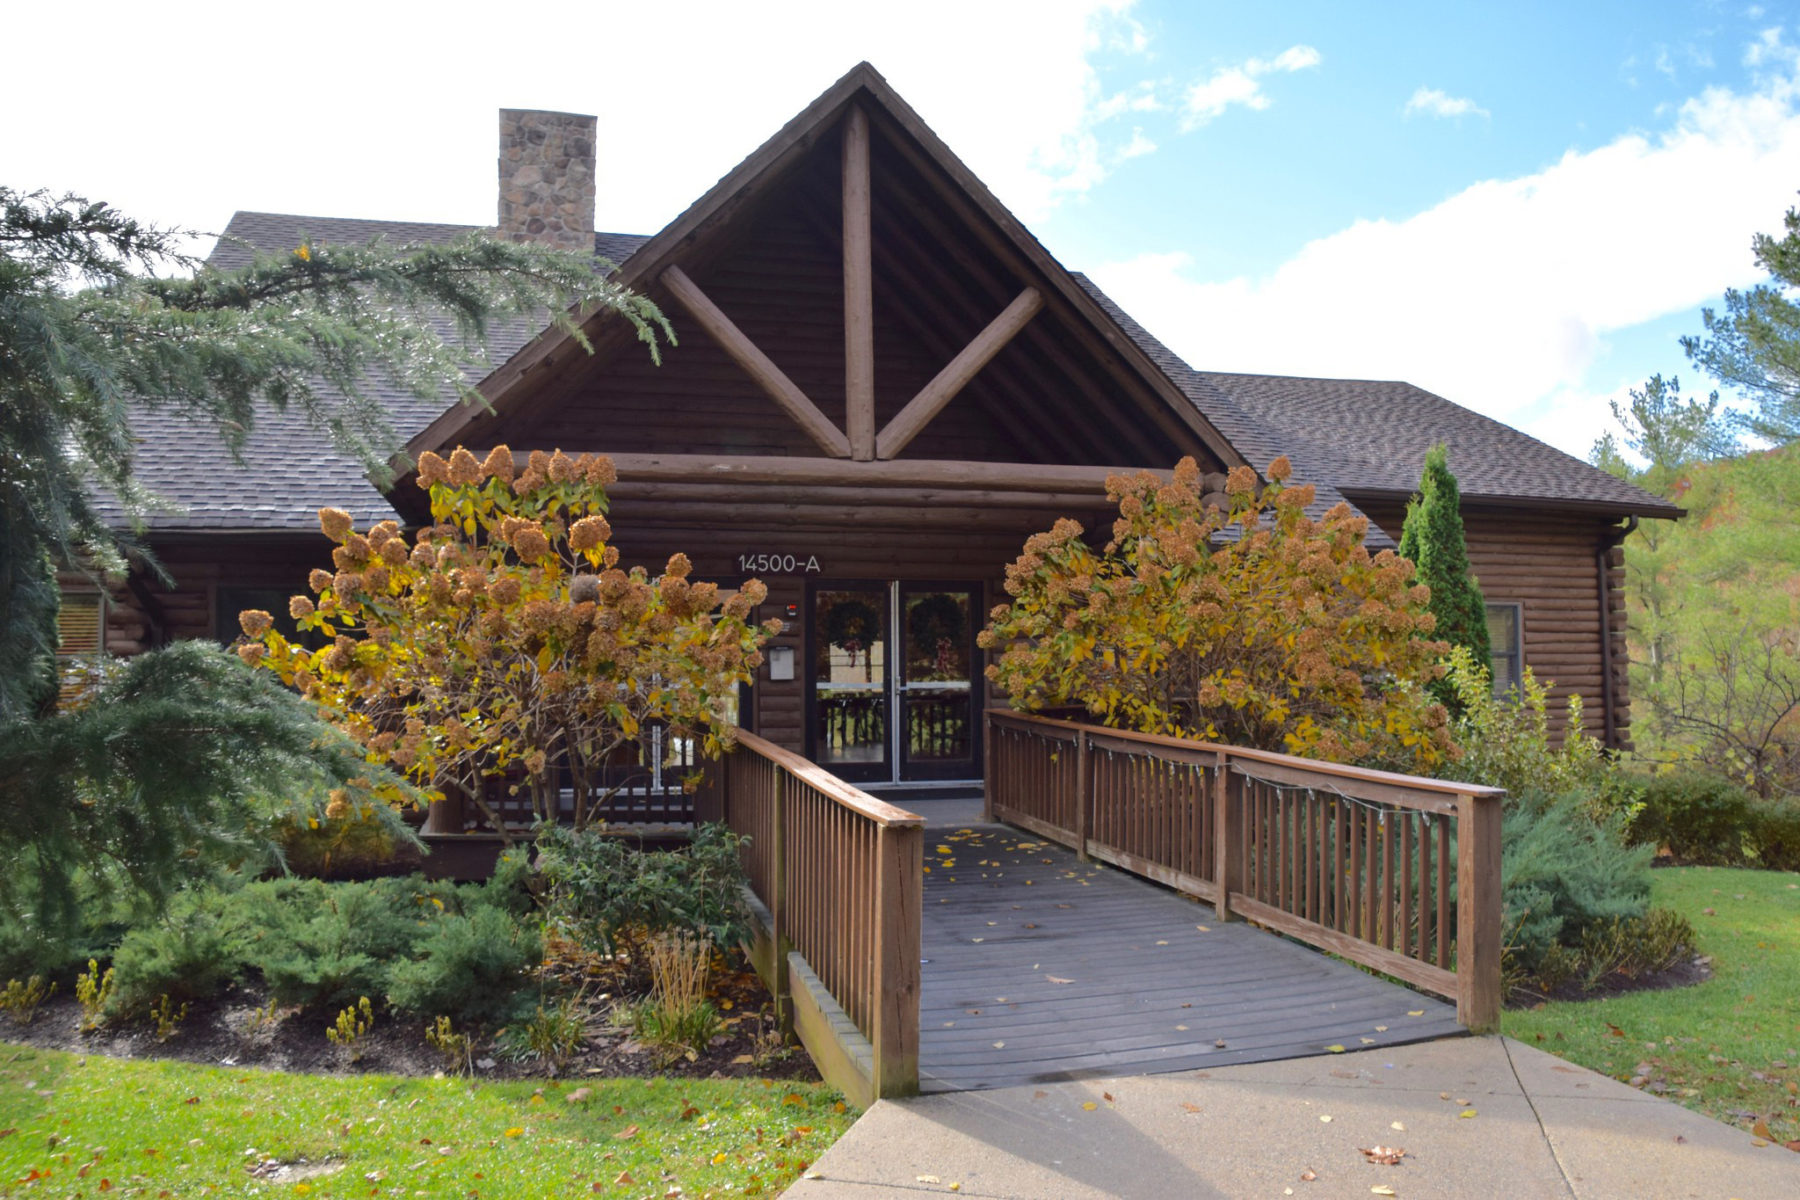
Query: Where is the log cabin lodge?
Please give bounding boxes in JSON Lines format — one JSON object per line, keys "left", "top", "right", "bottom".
{"left": 76, "top": 63, "right": 1679, "bottom": 820}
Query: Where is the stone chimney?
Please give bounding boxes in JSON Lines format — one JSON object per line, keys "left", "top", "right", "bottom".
{"left": 497, "top": 108, "right": 596, "bottom": 250}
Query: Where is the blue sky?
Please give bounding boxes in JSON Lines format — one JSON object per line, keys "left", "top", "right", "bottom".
{"left": 7, "top": 0, "right": 1798, "bottom": 459}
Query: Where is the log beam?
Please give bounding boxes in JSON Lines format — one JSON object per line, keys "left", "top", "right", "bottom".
{"left": 842, "top": 106, "right": 876, "bottom": 462}
{"left": 876, "top": 287, "right": 1043, "bottom": 459}
{"left": 660, "top": 265, "right": 851, "bottom": 459}
{"left": 518, "top": 450, "right": 1161, "bottom": 493}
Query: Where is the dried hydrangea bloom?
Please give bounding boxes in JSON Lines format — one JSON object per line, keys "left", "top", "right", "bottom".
{"left": 510, "top": 526, "right": 552, "bottom": 561}
{"left": 289, "top": 595, "right": 315, "bottom": 620}
{"left": 481, "top": 444, "right": 514, "bottom": 482}
{"left": 239, "top": 609, "right": 274, "bottom": 638}
{"left": 309, "top": 568, "right": 333, "bottom": 593}
{"left": 446, "top": 447, "right": 482, "bottom": 486}
{"left": 415, "top": 450, "right": 449, "bottom": 488}
{"left": 318, "top": 507, "right": 354, "bottom": 542}
{"left": 569, "top": 515, "right": 610, "bottom": 553}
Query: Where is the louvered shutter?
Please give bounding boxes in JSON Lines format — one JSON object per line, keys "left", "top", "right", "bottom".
{"left": 56, "top": 594, "right": 105, "bottom": 705}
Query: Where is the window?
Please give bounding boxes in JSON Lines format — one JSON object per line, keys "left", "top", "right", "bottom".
{"left": 216, "top": 586, "right": 325, "bottom": 648}
{"left": 56, "top": 592, "right": 106, "bottom": 706}
{"left": 1486, "top": 602, "right": 1524, "bottom": 697}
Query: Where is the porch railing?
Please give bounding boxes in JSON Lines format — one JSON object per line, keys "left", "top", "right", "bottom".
{"left": 694, "top": 729, "right": 923, "bottom": 1105}
{"left": 985, "top": 710, "right": 1506, "bottom": 1032}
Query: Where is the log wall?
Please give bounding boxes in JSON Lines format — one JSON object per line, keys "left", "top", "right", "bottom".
{"left": 1359, "top": 501, "right": 1631, "bottom": 749}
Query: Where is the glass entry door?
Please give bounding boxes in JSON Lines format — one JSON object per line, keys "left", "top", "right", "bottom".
{"left": 899, "top": 586, "right": 977, "bottom": 780}
{"left": 808, "top": 582, "right": 979, "bottom": 784}
{"left": 812, "top": 585, "right": 891, "bottom": 781}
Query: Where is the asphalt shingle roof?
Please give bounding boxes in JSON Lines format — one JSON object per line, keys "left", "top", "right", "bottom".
{"left": 102, "top": 213, "right": 647, "bottom": 532}
{"left": 111, "top": 211, "right": 1675, "bottom": 535}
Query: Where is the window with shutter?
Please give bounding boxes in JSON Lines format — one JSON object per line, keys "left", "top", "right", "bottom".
{"left": 56, "top": 593, "right": 106, "bottom": 706}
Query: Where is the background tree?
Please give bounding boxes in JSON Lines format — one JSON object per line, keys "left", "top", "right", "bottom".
{"left": 1397, "top": 444, "right": 1489, "bottom": 703}
{"left": 244, "top": 446, "right": 777, "bottom": 836}
{"left": 1589, "top": 373, "right": 1736, "bottom": 491}
{"left": 1682, "top": 192, "right": 1800, "bottom": 444}
{"left": 980, "top": 456, "right": 1454, "bottom": 772}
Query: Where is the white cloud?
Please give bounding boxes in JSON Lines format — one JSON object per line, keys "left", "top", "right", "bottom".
{"left": 1090, "top": 66, "right": 1800, "bottom": 456}
{"left": 0, "top": 0, "right": 1153, "bottom": 240}
{"left": 1181, "top": 44, "right": 1322, "bottom": 129}
{"left": 1404, "top": 87, "right": 1490, "bottom": 119}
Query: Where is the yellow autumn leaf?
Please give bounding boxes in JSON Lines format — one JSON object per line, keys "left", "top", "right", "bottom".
{"left": 1459, "top": 1109, "right": 1477, "bottom": 1119}
{"left": 503, "top": 1126, "right": 523, "bottom": 1138}
{"left": 1326, "top": 1044, "right": 1346, "bottom": 1053}
{"left": 1082, "top": 1101, "right": 1098, "bottom": 1111}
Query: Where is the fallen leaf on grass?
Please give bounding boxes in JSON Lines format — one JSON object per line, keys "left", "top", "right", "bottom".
{"left": 1752, "top": 1120, "right": 1774, "bottom": 1141}
{"left": 614, "top": 1170, "right": 635, "bottom": 1185}
{"left": 614, "top": 1124, "right": 640, "bottom": 1140}
{"left": 504, "top": 1127, "right": 524, "bottom": 1138}
{"left": 566, "top": 1087, "right": 591, "bottom": 1104}
{"left": 1359, "top": 1146, "right": 1406, "bottom": 1165}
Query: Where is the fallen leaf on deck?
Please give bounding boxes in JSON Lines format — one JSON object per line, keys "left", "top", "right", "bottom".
{"left": 1359, "top": 1145, "right": 1406, "bottom": 1165}
{"left": 1407, "top": 1010, "right": 1424, "bottom": 1017}
{"left": 1371, "top": 1187, "right": 1396, "bottom": 1197}
{"left": 1216, "top": 1039, "right": 1228, "bottom": 1048}
{"left": 1182, "top": 1102, "right": 1202, "bottom": 1113}
{"left": 1326, "top": 1045, "right": 1346, "bottom": 1053}
{"left": 993, "top": 1041, "right": 1006, "bottom": 1049}
{"left": 1300, "top": 1168, "right": 1318, "bottom": 1181}
{"left": 1459, "top": 1109, "right": 1477, "bottom": 1119}
{"left": 1046, "top": 975, "right": 1075, "bottom": 985}
{"left": 1082, "top": 1101, "right": 1098, "bottom": 1111}
{"left": 1374, "top": 1026, "right": 1388, "bottom": 1032}
{"left": 1320, "top": 1115, "right": 1333, "bottom": 1123}
{"left": 1390, "top": 1121, "right": 1405, "bottom": 1131}
{"left": 916, "top": 1174, "right": 941, "bottom": 1184}
{"left": 1103, "top": 1092, "right": 1114, "bottom": 1102}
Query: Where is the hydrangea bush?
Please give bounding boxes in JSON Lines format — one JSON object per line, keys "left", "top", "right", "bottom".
{"left": 240, "top": 445, "right": 776, "bottom": 832}
{"left": 980, "top": 456, "right": 1455, "bottom": 772}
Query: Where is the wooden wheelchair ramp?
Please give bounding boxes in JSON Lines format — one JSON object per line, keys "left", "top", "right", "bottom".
{"left": 918, "top": 824, "right": 1464, "bottom": 1092}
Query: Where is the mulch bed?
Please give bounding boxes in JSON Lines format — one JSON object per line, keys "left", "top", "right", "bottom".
{"left": 0, "top": 959, "right": 820, "bottom": 1084}
{"left": 1507, "top": 950, "right": 1714, "bottom": 1008}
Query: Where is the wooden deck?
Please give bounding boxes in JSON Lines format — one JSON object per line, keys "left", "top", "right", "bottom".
{"left": 918, "top": 823, "right": 1465, "bottom": 1092}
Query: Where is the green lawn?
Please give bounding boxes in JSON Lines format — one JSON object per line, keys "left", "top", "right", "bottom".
{"left": 0, "top": 1046, "right": 851, "bottom": 1197}
{"left": 1504, "top": 865, "right": 1800, "bottom": 1145}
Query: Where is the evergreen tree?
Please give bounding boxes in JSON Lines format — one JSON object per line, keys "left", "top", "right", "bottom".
{"left": 1398, "top": 445, "right": 1490, "bottom": 698}
{"left": 0, "top": 187, "right": 670, "bottom": 915}
{"left": 1682, "top": 192, "right": 1800, "bottom": 443}
{"left": 0, "top": 187, "right": 671, "bottom": 720}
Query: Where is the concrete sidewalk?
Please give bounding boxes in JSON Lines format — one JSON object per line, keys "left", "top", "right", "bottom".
{"left": 784, "top": 1036, "right": 1800, "bottom": 1199}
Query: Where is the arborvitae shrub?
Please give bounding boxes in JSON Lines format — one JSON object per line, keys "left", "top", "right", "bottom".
{"left": 385, "top": 905, "right": 539, "bottom": 1027}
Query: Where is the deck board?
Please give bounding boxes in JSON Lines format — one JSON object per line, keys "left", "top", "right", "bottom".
{"left": 917, "top": 823, "right": 1465, "bottom": 1092}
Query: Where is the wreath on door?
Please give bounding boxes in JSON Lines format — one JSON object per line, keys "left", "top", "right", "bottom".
{"left": 823, "top": 598, "right": 883, "bottom": 663}
{"left": 908, "top": 593, "right": 967, "bottom": 680}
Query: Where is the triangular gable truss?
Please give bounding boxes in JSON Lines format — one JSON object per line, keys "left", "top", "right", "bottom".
{"left": 402, "top": 62, "right": 1246, "bottom": 486}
